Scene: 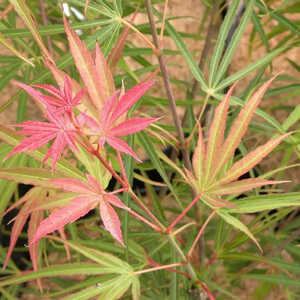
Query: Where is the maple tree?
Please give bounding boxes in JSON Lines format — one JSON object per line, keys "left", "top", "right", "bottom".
{"left": 0, "top": 4, "right": 298, "bottom": 299}
{"left": 1, "top": 19, "right": 159, "bottom": 277}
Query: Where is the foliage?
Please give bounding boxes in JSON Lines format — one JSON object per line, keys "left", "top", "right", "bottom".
{"left": 0, "top": 0, "right": 299, "bottom": 299}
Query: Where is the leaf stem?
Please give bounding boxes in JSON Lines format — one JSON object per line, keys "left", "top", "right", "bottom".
{"left": 118, "top": 17, "right": 158, "bottom": 54}
{"left": 166, "top": 194, "right": 201, "bottom": 234}
{"left": 128, "top": 188, "right": 165, "bottom": 230}
{"left": 126, "top": 207, "right": 162, "bottom": 232}
{"left": 187, "top": 210, "right": 216, "bottom": 261}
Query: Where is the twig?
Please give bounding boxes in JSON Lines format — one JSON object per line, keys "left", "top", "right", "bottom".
{"left": 166, "top": 194, "right": 201, "bottom": 234}
{"left": 144, "top": 0, "right": 192, "bottom": 172}
{"left": 118, "top": 17, "right": 158, "bottom": 54}
{"left": 39, "top": 0, "right": 54, "bottom": 58}
{"left": 187, "top": 210, "right": 216, "bottom": 260}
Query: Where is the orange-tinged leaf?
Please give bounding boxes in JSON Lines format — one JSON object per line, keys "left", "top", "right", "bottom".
{"left": 192, "top": 122, "right": 205, "bottom": 187}
{"left": 210, "top": 76, "right": 277, "bottom": 182}
{"left": 3, "top": 187, "right": 42, "bottom": 269}
{"left": 95, "top": 44, "right": 115, "bottom": 101}
{"left": 216, "top": 133, "right": 290, "bottom": 186}
{"left": 2, "top": 187, "right": 42, "bottom": 219}
{"left": 204, "top": 84, "right": 236, "bottom": 183}
{"left": 211, "top": 178, "right": 288, "bottom": 195}
{"left": 183, "top": 167, "right": 198, "bottom": 192}
{"left": 28, "top": 209, "right": 44, "bottom": 292}
{"left": 64, "top": 18, "right": 105, "bottom": 112}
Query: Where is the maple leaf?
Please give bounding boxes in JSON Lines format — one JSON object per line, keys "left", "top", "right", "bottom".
{"left": 30, "top": 174, "right": 128, "bottom": 246}
{"left": 5, "top": 110, "right": 78, "bottom": 172}
{"left": 187, "top": 77, "right": 290, "bottom": 207}
{"left": 81, "top": 80, "right": 157, "bottom": 161}
{"left": 176, "top": 77, "right": 291, "bottom": 250}
{"left": 13, "top": 75, "right": 84, "bottom": 116}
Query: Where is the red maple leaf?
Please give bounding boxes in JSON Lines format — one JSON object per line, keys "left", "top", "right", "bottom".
{"left": 5, "top": 110, "right": 78, "bottom": 172}
{"left": 14, "top": 75, "right": 84, "bottom": 116}
{"left": 31, "top": 174, "right": 128, "bottom": 246}
{"left": 81, "top": 80, "right": 157, "bottom": 161}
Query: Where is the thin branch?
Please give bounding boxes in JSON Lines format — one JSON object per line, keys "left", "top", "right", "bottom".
{"left": 187, "top": 210, "right": 216, "bottom": 260}
{"left": 39, "top": 0, "right": 54, "bottom": 58}
{"left": 126, "top": 207, "right": 162, "bottom": 232}
{"left": 128, "top": 188, "right": 165, "bottom": 230}
{"left": 145, "top": 0, "right": 192, "bottom": 172}
{"left": 166, "top": 194, "right": 201, "bottom": 234}
{"left": 118, "top": 17, "right": 158, "bottom": 54}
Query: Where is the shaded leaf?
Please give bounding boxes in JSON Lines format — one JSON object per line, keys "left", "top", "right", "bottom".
{"left": 3, "top": 187, "right": 43, "bottom": 269}
{"left": 217, "top": 210, "right": 262, "bottom": 252}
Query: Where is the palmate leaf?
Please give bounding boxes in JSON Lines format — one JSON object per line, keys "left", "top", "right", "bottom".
{"left": 4, "top": 111, "right": 79, "bottom": 173}
{"left": 3, "top": 187, "right": 44, "bottom": 269}
{"left": 0, "top": 124, "right": 85, "bottom": 179}
{"left": 184, "top": 77, "right": 291, "bottom": 249}
{"left": 45, "top": 61, "right": 99, "bottom": 119}
{"left": 37, "top": 238, "right": 139, "bottom": 300}
{"left": 30, "top": 174, "right": 128, "bottom": 246}
{"left": 210, "top": 76, "right": 279, "bottom": 182}
{"left": 81, "top": 80, "right": 157, "bottom": 161}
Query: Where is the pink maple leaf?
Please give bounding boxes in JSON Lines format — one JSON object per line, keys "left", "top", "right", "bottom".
{"left": 30, "top": 174, "right": 128, "bottom": 246}
{"left": 5, "top": 110, "right": 78, "bottom": 172}
{"left": 81, "top": 80, "right": 157, "bottom": 161}
{"left": 13, "top": 75, "right": 84, "bottom": 116}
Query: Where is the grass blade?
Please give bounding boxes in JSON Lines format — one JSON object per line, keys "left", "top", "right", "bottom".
{"left": 214, "top": 0, "right": 255, "bottom": 86}
{"left": 153, "top": 8, "right": 207, "bottom": 90}
{"left": 208, "top": 0, "right": 240, "bottom": 86}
